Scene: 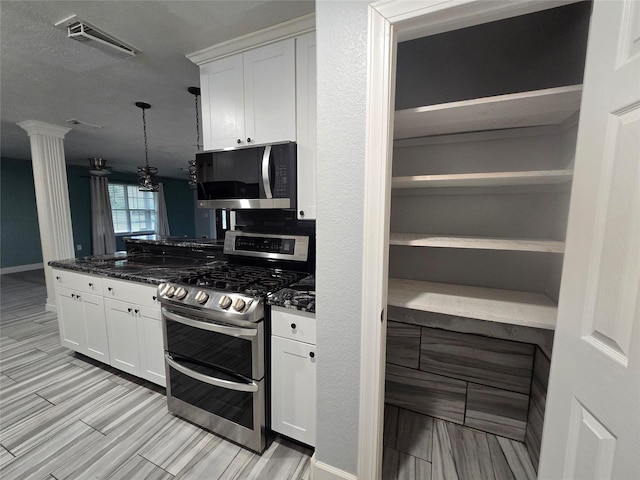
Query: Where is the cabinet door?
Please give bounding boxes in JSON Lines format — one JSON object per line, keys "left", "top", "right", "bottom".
{"left": 201, "top": 53, "right": 245, "bottom": 150}
{"left": 80, "top": 292, "right": 109, "bottom": 363}
{"left": 104, "top": 298, "right": 141, "bottom": 376}
{"left": 271, "top": 335, "right": 316, "bottom": 446}
{"left": 57, "top": 286, "right": 86, "bottom": 353}
{"left": 295, "top": 32, "right": 317, "bottom": 220}
{"left": 243, "top": 38, "right": 296, "bottom": 145}
{"left": 136, "top": 306, "right": 166, "bottom": 387}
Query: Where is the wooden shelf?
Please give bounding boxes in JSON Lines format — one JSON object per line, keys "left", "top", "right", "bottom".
{"left": 387, "top": 278, "right": 557, "bottom": 330}
{"left": 389, "top": 233, "right": 565, "bottom": 253}
{"left": 392, "top": 169, "right": 573, "bottom": 189}
{"left": 394, "top": 84, "right": 582, "bottom": 139}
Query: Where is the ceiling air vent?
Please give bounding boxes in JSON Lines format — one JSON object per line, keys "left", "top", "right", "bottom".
{"left": 54, "top": 15, "right": 136, "bottom": 58}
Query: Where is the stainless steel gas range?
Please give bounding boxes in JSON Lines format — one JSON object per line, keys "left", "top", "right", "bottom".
{"left": 157, "top": 231, "right": 311, "bottom": 453}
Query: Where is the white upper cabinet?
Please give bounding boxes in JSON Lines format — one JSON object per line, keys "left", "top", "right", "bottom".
{"left": 243, "top": 39, "right": 296, "bottom": 146}
{"left": 200, "top": 54, "right": 245, "bottom": 150}
{"left": 200, "top": 38, "right": 296, "bottom": 150}
{"left": 295, "top": 32, "right": 317, "bottom": 220}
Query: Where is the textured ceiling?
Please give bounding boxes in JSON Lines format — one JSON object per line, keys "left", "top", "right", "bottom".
{"left": 0, "top": 0, "right": 315, "bottom": 178}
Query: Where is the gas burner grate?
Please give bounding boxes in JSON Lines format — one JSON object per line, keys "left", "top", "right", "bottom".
{"left": 175, "top": 263, "right": 306, "bottom": 296}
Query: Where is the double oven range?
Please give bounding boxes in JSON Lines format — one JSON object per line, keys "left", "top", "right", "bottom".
{"left": 157, "top": 231, "right": 310, "bottom": 453}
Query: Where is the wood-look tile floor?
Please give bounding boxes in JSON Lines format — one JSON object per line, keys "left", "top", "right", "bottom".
{"left": 0, "top": 270, "right": 312, "bottom": 480}
{"left": 383, "top": 404, "right": 538, "bottom": 480}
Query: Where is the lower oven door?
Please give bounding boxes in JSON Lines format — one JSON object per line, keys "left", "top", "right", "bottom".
{"left": 165, "top": 353, "right": 266, "bottom": 453}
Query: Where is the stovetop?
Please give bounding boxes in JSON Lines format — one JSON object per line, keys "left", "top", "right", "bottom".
{"left": 158, "top": 261, "right": 308, "bottom": 322}
{"left": 175, "top": 263, "right": 306, "bottom": 297}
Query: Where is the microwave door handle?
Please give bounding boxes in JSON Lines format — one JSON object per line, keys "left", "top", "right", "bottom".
{"left": 162, "top": 308, "right": 257, "bottom": 339}
{"left": 261, "top": 145, "right": 273, "bottom": 199}
{"left": 165, "top": 354, "right": 258, "bottom": 392}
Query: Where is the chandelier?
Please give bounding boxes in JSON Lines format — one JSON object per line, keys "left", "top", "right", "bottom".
{"left": 187, "top": 86, "right": 201, "bottom": 189}
{"left": 135, "top": 101, "right": 159, "bottom": 192}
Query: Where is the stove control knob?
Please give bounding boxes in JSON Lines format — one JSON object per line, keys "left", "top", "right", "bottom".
{"left": 195, "top": 291, "right": 209, "bottom": 304}
{"left": 232, "top": 298, "right": 246, "bottom": 312}
{"left": 175, "top": 287, "right": 188, "bottom": 300}
{"left": 165, "top": 286, "right": 176, "bottom": 298}
{"left": 218, "top": 295, "right": 232, "bottom": 309}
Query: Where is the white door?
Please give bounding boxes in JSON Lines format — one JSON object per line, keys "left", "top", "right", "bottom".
{"left": 200, "top": 53, "right": 245, "bottom": 150}
{"left": 271, "top": 335, "right": 316, "bottom": 446}
{"left": 104, "top": 298, "right": 141, "bottom": 376}
{"left": 539, "top": 2, "right": 640, "bottom": 479}
{"left": 81, "top": 292, "right": 109, "bottom": 363}
{"left": 243, "top": 38, "right": 296, "bottom": 145}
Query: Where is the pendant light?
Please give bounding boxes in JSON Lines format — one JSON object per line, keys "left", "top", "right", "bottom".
{"left": 187, "top": 86, "right": 201, "bottom": 189}
{"left": 135, "top": 101, "right": 159, "bottom": 192}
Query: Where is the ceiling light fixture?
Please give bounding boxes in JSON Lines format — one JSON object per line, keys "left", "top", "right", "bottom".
{"left": 135, "top": 102, "right": 159, "bottom": 192}
{"left": 187, "top": 86, "right": 201, "bottom": 189}
{"left": 89, "top": 157, "right": 111, "bottom": 176}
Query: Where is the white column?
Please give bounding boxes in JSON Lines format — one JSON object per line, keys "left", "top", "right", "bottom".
{"left": 17, "top": 120, "right": 74, "bottom": 313}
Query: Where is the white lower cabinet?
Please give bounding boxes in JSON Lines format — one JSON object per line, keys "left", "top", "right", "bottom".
{"left": 56, "top": 282, "right": 109, "bottom": 364}
{"left": 136, "top": 306, "right": 165, "bottom": 385}
{"left": 271, "top": 307, "right": 316, "bottom": 446}
{"left": 53, "top": 269, "right": 165, "bottom": 387}
{"left": 104, "top": 298, "right": 142, "bottom": 377}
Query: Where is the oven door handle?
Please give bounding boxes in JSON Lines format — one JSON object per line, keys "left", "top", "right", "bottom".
{"left": 165, "top": 354, "right": 258, "bottom": 392}
{"left": 162, "top": 308, "right": 257, "bottom": 338}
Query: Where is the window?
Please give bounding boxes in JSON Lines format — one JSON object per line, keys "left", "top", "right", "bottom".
{"left": 108, "top": 183, "right": 157, "bottom": 234}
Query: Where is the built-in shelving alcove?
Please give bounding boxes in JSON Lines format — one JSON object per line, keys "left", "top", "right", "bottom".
{"left": 383, "top": 2, "right": 593, "bottom": 477}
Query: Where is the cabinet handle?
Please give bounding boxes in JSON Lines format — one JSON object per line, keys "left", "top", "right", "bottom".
{"left": 56, "top": 276, "right": 61, "bottom": 280}
{"left": 237, "top": 139, "right": 242, "bottom": 144}
{"left": 291, "top": 323, "right": 296, "bottom": 329}
{"left": 71, "top": 293, "right": 75, "bottom": 298}
{"left": 153, "top": 295, "right": 157, "bottom": 301}
{"left": 128, "top": 308, "right": 132, "bottom": 313}
{"left": 134, "top": 309, "right": 139, "bottom": 314}
{"left": 247, "top": 137, "right": 252, "bottom": 143}
{"left": 108, "top": 287, "right": 113, "bottom": 292}
{"left": 89, "top": 283, "right": 93, "bottom": 287}
{"left": 299, "top": 210, "right": 305, "bottom": 217}
{"left": 309, "top": 352, "right": 315, "bottom": 358}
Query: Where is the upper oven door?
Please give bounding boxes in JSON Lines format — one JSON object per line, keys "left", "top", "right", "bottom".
{"left": 196, "top": 142, "right": 296, "bottom": 210}
{"left": 162, "top": 307, "right": 264, "bottom": 381}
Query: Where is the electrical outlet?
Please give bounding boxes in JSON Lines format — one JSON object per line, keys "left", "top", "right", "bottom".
{"left": 76, "top": 244, "right": 82, "bottom": 251}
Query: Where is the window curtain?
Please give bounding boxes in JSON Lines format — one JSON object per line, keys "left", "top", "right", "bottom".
{"left": 90, "top": 176, "right": 116, "bottom": 255}
{"left": 157, "top": 182, "right": 170, "bottom": 236}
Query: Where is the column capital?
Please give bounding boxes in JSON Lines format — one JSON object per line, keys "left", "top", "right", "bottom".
{"left": 17, "top": 120, "right": 71, "bottom": 139}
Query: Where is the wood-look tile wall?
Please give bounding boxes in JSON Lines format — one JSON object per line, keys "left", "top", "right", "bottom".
{"left": 385, "top": 320, "right": 538, "bottom": 442}
{"left": 524, "top": 347, "right": 551, "bottom": 472}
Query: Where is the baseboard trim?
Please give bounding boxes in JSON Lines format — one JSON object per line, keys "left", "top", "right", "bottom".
{"left": 311, "top": 454, "right": 357, "bottom": 480}
{"left": 0, "top": 263, "right": 44, "bottom": 275}
{"left": 45, "top": 300, "right": 57, "bottom": 314}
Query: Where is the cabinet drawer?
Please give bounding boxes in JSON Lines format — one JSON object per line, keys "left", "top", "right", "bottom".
{"left": 103, "top": 278, "right": 161, "bottom": 309}
{"left": 53, "top": 269, "right": 103, "bottom": 295}
{"left": 271, "top": 307, "right": 315, "bottom": 344}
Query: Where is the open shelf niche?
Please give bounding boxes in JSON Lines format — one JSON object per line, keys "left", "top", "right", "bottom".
{"left": 387, "top": 84, "right": 582, "bottom": 330}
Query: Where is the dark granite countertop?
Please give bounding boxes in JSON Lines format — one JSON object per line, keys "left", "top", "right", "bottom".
{"left": 125, "top": 235, "right": 225, "bottom": 250}
{"left": 267, "top": 275, "right": 316, "bottom": 314}
{"left": 48, "top": 252, "right": 219, "bottom": 286}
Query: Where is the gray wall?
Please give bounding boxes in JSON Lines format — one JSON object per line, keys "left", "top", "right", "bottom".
{"left": 315, "top": 0, "right": 369, "bottom": 474}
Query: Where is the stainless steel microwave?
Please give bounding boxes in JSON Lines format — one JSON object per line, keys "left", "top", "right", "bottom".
{"left": 195, "top": 142, "right": 297, "bottom": 210}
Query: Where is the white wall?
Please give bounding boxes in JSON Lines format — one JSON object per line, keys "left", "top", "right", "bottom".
{"left": 315, "top": 0, "right": 370, "bottom": 475}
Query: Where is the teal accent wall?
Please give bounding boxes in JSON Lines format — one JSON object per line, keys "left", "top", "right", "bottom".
{"left": 0, "top": 158, "right": 43, "bottom": 268}
{"left": 0, "top": 158, "right": 196, "bottom": 268}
